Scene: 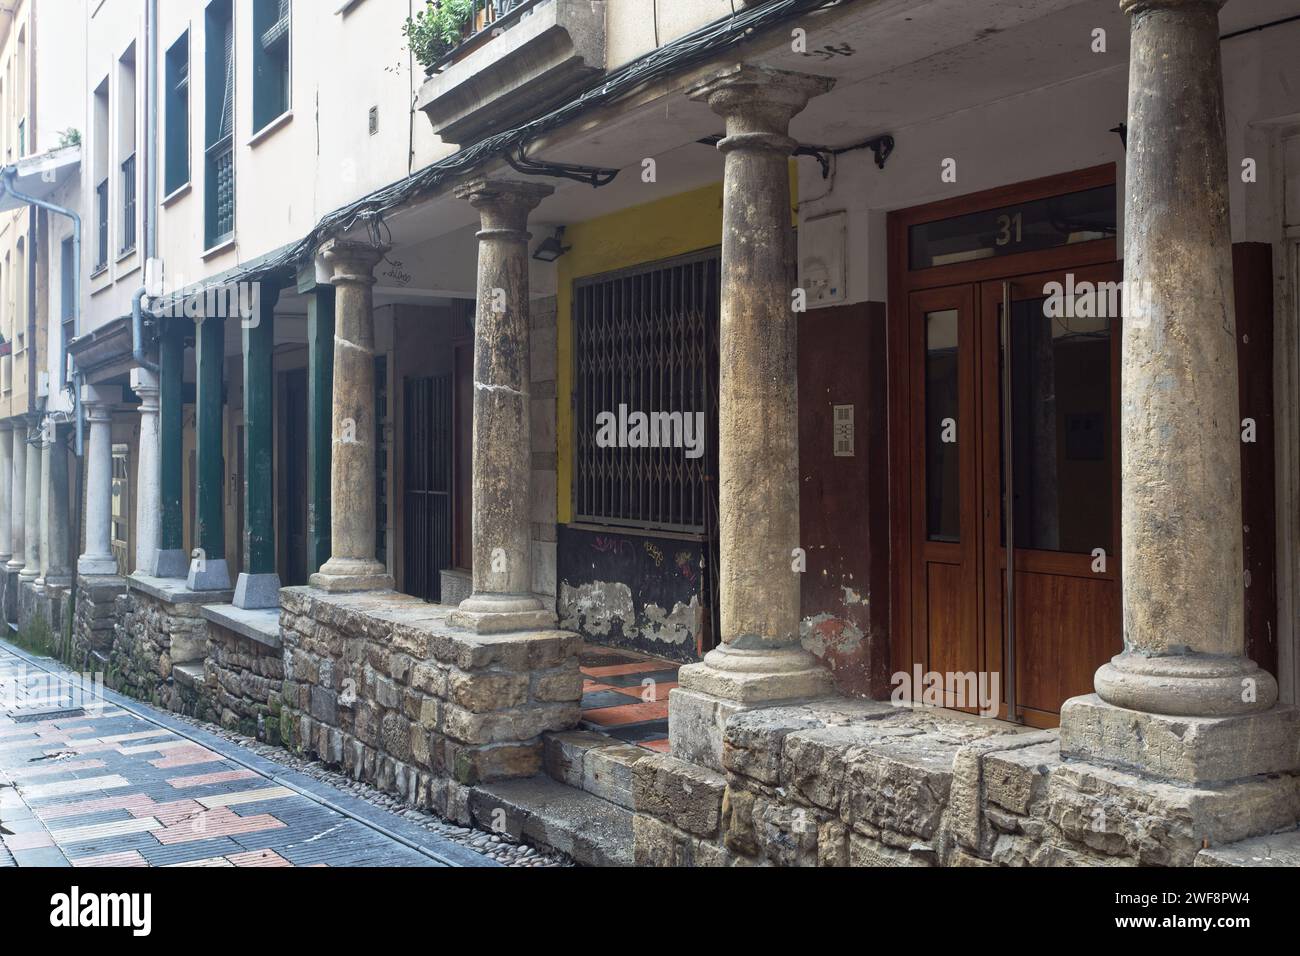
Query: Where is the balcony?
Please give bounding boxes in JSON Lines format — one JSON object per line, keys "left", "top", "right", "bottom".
{"left": 415, "top": 0, "right": 606, "bottom": 146}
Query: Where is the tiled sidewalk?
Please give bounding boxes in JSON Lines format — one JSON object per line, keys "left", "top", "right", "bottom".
{"left": 0, "top": 642, "right": 489, "bottom": 868}
{"left": 578, "top": 647, "right": 681, "bottom": 753}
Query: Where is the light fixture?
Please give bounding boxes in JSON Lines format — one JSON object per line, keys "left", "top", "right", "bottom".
{"left": 533, "top": 226, "right": 570, "bottom": 263}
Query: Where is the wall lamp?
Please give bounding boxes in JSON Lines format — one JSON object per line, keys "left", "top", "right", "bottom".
{"left": 533, "top": 226, "right": 571, "bottom": 263}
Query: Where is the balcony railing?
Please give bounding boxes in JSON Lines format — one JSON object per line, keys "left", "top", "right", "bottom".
{"left": 429, "top": 0, "right": 537, "bottom": 74}
{"left": 94, "top": 178, "right": 109, "bottom": 273}
{"left": 207, "top": 136, "right": 235, "bottom": 247}
{"left": 121, "top": 153, "right": 137, "bottom": 255}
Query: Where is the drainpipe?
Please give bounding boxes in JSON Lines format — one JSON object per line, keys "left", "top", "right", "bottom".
{"left": 132, "top": 0, "right": 161, "bottom": 374}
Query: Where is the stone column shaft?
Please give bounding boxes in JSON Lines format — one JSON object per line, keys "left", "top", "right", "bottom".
{"left": 78, "top": 391, "right": 119, "bottom": 576}
{"left": 309, "top": 240, "right": 392, "bottom": 593}
{"left": 235, "top": 283, "right": 282, "bottom": 608}
{"left": 447, "top": 178, "right": 555, "bottom": 635}
{"left": 306, "top": 284, "right": 335, "bottom": 576}
{"left": 10, "top": 423, "right": 26, "bottom": 572}
{"left": 132, "top": 368, "right": 161, "bottom": 578}
{"left": 674, "top": 65, "right": 833, "bottom": 710}
{"left": 43, "top": 424, "right": 72, "bottom": 586}
{"left": 21, "top": 420, "right": 41, "bottom": 583}
{"left": 0, "top": 424, "right": 12, "bottom": 566}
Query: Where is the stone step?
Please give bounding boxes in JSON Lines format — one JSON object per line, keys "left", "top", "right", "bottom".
{"left": 468, "top": 776, "right": 634, "bottom": 866}
{"left": 1196, "top": 829, "right": 1300, "bottom": 867}
{"left": 172, "top": 663, "right": 206, "bottom": 690}
{"left": 542, "top": 730, "right": 651, "bottom": 811}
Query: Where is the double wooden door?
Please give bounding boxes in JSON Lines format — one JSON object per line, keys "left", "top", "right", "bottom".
{"left": 908, "top": 262, "right": 1122, "bottom": 726}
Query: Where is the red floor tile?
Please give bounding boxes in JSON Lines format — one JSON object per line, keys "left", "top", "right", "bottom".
{"left": 582, "top": 700, "right": 670, "bottom": 726}
{"left": 638, "top": 739, "right": 672, "bottom": 753}
{"left": 72, "top": 850, "right": 149, "bottom": 867}
{"left": 153, "top": 807, "right": 286, "bottom": 845}
{"left": 611, "top": 681, "right": 678, "bottom": 703}
{"left": 228, "top": 849, "right": 292, "bottom": 867}
{"left": 582, "top": 661, "right": 673, "bottom": 679}
{"left": 166, "top": 768, "right": 259, "bottom": 789}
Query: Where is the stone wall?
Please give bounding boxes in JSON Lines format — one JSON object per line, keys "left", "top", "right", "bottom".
{"left": 106, "top": 578, "right": 223, "bottom": 711}
{"left": 202, "top": 619, "right": 286, "bottom": 744}
{"left": 17, "top": 582, "right": 71, "bottom": 644}
{"left": 633, "top": 700, "right": 1300, "bottom": 867}
{"left": 70, "top": 575, "right": 127, "bottom": 671}
{"left": 278, "top": 586, "right": 582, "bottom": 819}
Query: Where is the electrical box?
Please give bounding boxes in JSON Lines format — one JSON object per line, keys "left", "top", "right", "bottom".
{"left": 800, "top": 210, "right": 847, "bottom": 308}
{"left": 833, "top": 404, "right": 854, "bottom": 457}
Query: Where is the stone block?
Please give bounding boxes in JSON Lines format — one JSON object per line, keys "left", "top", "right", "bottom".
{"left": 632, "top": 752, "right": 726, "bottom": 838}
{"left": 1060, "top": 694, "right": 1300, "bottom": 784}
{"left": 583, "top": 744, "right": 649, "bottom": 810}
{"left": 542, "top": 730, "right": 611, "bottom": 788}
{"left": 668, "top": 686, "right": 744, "bottom": 772}
{"left": 447, "top": 669, "right": 529, "bottom": 711}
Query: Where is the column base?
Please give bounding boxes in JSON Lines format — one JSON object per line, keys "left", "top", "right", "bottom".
{"left": 234, "top": 572, "right": 282, "bottom": 610}
{"left": 447, "top": 593, "right": 556, "bottom": 634}
{"left": 187, "top": 557, "right": 232, "bottom": 592}
{"left": 1060, "top": 693, "right": 1300, "bottom": 785}
{"left": 153, "top": 549, "right": 190, "bottom": 579}
{"left": 308, "top": 557, "right": 393, "bottom": 594}
{"left": 668, "top": 643, "right": 833, "bottom": 771}
{"left": 77, "top": 554, "right": 116, "bottom": 576}
{"left": 1094, "top": 651, "right": 1278, "bottom": 717}
{"left": 18, "top": 569, "right": 40, "bottom": 584}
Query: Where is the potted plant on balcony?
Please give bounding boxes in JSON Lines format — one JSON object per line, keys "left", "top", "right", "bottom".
{"left": 403, "top": 0, "right": 477, "bottom": 72}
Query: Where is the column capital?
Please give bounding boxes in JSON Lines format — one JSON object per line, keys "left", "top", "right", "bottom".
{"left": 130, "top": 367, "right": 160, "bottom": 406}
{"left": 688, "top": 64, "right": 834, "bottom": 153}
{"left": 1121, "top": 0, "right": 1225, "bottom": 16}
{"left": 320, "top": 239, "right": 390, "bottom": 287}
{"left": 455, "top": 179, "right": 554, "bottom": 241}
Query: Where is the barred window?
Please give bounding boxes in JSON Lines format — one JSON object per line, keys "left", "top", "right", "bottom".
{"left": 572, "top": 249, "right": 720, "bottom": 533}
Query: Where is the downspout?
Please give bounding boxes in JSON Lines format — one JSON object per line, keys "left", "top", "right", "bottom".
{"left": 132, "top": 0, "right": 160, "bottom": 374}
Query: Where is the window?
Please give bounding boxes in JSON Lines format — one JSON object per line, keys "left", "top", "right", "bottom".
{"left": 572, "top": 249, "right": 721, "bottom": 532}
{"left": 60, "top": 237, "right": 76, "bottom": 379}
{"left": 118, "top": 44, "right": 138, "bottom": 255}
{"left": 205, "top": 0, "right": 235, "bottom": 249}
{"left": 252, "top": 0, "right": 290, "bottom": 132}
{"left": 92, "top": 77, "right": 109, "bottom": 273}
{"left": 15, "top": 27, "right": 25, "bottom": 158}
{"left": 164, "top": 32, "right": 190, "bottom": 196}
{"left": 112, "top": 444, "right": 131, "bottom": 576}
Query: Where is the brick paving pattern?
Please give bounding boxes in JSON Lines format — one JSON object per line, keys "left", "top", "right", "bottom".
{"left": 0, "top": 645, "right": 486, "bottom": 868}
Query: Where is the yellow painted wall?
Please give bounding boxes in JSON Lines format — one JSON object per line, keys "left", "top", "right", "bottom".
{"left": 556, "top": 170, "right": 798, "bottom": 524}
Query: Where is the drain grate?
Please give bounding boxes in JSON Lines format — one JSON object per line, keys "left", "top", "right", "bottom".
{"left": 9, "top": 707, "right": 86, "bottom": 723}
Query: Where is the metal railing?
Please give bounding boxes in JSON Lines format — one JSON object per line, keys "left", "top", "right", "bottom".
{"left": 94, "top": 178, "right": 109, "bottom": 272}
{"left": 207, "top": 137, "right": 235, "bottom": 245}
{"left": 430, "top": 0, "right": 537, "bottom": 72}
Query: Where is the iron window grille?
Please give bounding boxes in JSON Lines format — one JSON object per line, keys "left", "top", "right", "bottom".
{"left": 205, "top": 0, "right": 235, "bottom": 248}
{"left": 120, "top": 153, "right": 137, "bottom": 254}
{"left": 572, "top": 248, "right": 721, "bottom": 534}
{"left": 94, "top": 178, "right": 109, "bottom": 272}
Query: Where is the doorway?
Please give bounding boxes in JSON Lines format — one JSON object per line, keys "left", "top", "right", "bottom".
{"left": 889, "top": 165, "right": 1122, "bottom": 726}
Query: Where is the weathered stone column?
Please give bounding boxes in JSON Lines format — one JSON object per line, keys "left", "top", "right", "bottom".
{"left": 132, "top": 367, "right": 161, "bottom": 577}
{"left": 155, "top": 319, "right": 188, "bottom": 577}
{"left": 188, "top": 313, "right": 230, "bottom": 591}
{"left": 0, "top": 423, "right": 12, "bottom": 568}
{"left": 235, "top": 284, "right": 282, "bottom": 608}
{"left": 308, "top": 240, "right": 392, "bottom": 593}
{"left": 671, "top": 65, "right": 834, "bottom": 769}
{"left": 446, "top": 178, "right": 554, "bottom": 634}
{"left": 20, "top": 417, "right": 41, "bottom": 584}
{"left": 42, "top": 423, "right": 72, "bottom": 587}
{"left": 1061, "top": 0, "right": 1299, "bottom": 784}
{"left": 35, "top": 425, "right": 49, "bottom": 589}
{"left": 9, "top": 422, "right": 25, "bottom": 573}
{"left": 78, "top": 389, "right": 119, "bottom": 576}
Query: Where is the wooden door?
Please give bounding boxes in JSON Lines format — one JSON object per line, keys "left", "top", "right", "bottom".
{"left": 977, "top": 264, "right": 1123, "bottom": 726}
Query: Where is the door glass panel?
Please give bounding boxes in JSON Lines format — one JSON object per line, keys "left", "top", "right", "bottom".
{"left": 925, "top": 308, "right": 960, "bottom": 542}
{"left": 1000, "top": 296, "right": 1113, "bottom": 554}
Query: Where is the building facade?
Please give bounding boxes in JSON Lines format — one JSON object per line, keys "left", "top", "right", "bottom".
{"left": 2, "top": 0, "right": 1299, "bottom": 867}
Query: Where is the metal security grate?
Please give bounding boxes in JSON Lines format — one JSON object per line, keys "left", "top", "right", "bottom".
{"left": 403, "top": 374, "right": 453, "bottom": 603}
{"left": 121, "top": 153, "right": 137, "bottom": 254}
{"left": 573, "top": 249, "right": 720, "bottom": 533}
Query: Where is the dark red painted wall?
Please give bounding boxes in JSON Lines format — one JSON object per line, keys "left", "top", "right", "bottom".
{"left": 797, "top": 301, "right": 891, "bottom": 697}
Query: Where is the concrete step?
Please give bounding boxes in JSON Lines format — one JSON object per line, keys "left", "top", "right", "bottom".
{"left": 468, "top": 776, "right": 634, "bottom": 866}
{"left": 1197, "top": 829, "right": 1300, "bottom": 866}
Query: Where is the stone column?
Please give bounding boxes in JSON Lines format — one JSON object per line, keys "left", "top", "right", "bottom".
{"left": 78, "top": 388, "right": 119, "bottom": 576}
{"left": 20, "top": 418, "right": 41, "bottom": 584}
{"left": 305, "top": 279, "right": 335, "bottom": 576}
{"left": 9, "top": 423, "right": 25, "bottom": 573}
{"left": 446, "top": 178, "right": 554, "bottom": 635}
{"left": 132, "top": 367, "right": 161, "bottom": 577}
{"left": 43, "top": 424, "right": 72, "bottom": 587}
{"left": 0, "top": 423, "right": 12, "bottom": 567}
{"left": 669, "top": 66, "right": 835, "bottom": 769}
{"left": 1060, "top": 0, "right": 1298, "bottom": 784}
{"left": 308, "top": 240, "right": 392, "bottom": 593}
{"left": 188, "top": 313, "right": 230, "bottom": 591}
{"left": 35, "top": 427, "right": 49, "bottom": 588}
{"left": 235, "top": 283, "right": 282, "bottom": 608}
{"left": 155, "top": 319, "right": 188, "bottom": 577}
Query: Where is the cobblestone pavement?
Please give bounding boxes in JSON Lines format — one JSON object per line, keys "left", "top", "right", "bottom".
{"left": 0, "top": 641, "right": 566, "bottom": 868}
